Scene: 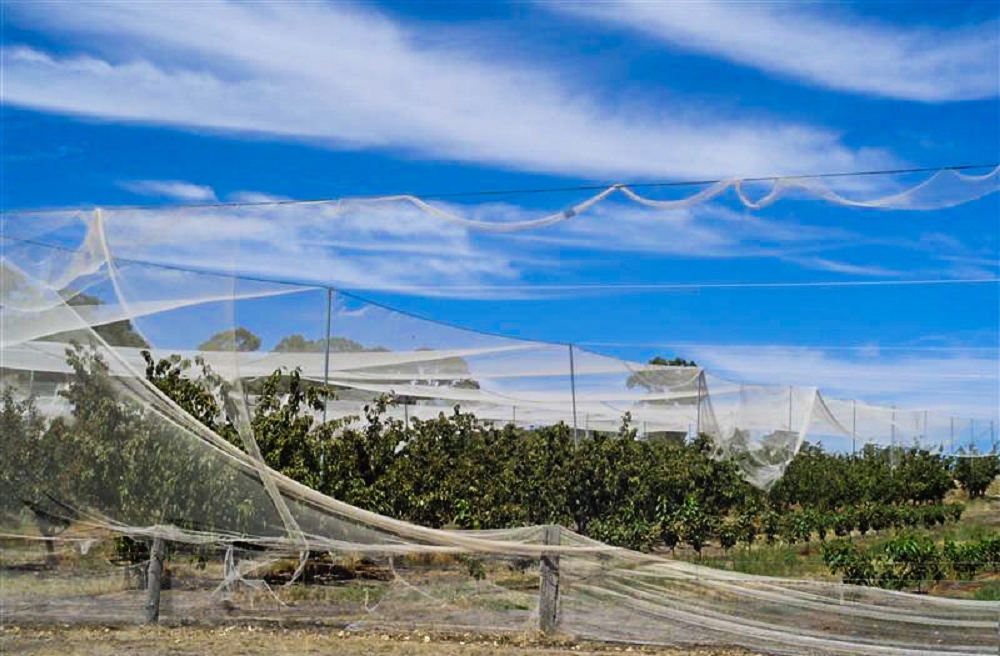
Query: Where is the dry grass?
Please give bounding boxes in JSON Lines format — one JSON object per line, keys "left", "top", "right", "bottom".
{"left": 0, "top": 625, "right": 758, "bottom": 656}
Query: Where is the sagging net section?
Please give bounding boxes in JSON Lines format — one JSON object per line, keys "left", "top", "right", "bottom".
{"left": 2, "top": 186, "right": 998, "bottom": 654}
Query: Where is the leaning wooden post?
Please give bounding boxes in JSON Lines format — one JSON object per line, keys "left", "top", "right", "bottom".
{"left": 539, "top": 525, "right": 561, "bottom": 635}
{"left": 145, "top": 536, "right": 166, "bottom": 624}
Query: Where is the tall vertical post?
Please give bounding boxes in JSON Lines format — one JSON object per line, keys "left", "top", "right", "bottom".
{"left": 319, "top": 287, "right": 333, "bottom": 485}
{"left": 852, "top": 400, "right": 857, "bottom": 457}
{"left": 539, "top": 525, "right": 561, "bottom": 636}
{"left": 322, "top": 287, "right": 333, "bottom": 424}
{"left": 971, "top": 419, "right": 976, "bottom": 452}
{"left": 951, "top": 418, "right": 955, "bottom": 453}
{"left": 145, "top": 536, "right": 165, "bottom": 624}
{"left": 695, "top": 372, "right": 703, "bottom": 438}
{"left": 568, "top": 344, "right": 579, "bottom": 448}
{"left": 923, "top": 410, "right": 929, "bottom": 446}
{"left": 788, "top": 386, "right": 793, "bottom": 433}
{"left": 890, "top": 406, "right": 896, "bottom": 464}
{"left": 992, "top": 420, "right": 996, "bottom": 453}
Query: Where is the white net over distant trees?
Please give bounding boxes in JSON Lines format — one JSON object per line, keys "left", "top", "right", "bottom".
{"left": 2, "top": 169, "right": 999, "bottom": 654}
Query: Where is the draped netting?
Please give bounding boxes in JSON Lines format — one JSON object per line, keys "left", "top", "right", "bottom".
{"left": 2, "top": 170, "right": 999, "bottom": 655}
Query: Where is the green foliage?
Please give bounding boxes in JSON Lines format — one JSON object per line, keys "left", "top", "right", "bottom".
{"left": 761, "top": 510, "right": 780, "bottom": 545}
{"left": 673, "top": 497, "right": 716, "bottom": 555}
{"left": 272, "top": 334, "right": 388, "bottom": 353}
{"left": 821, "top": 539, "right": 874, "bottom": 586}
{"left": 0, "top": 344, "right": 979, "bottom": 563}
{"left": 825, "top": 534, "right": 997, "bottom": 592}
{"left": 735, "top": 507, "right": 759, "bottom": 550}
{"left": 625, "top": 355, "right": 697, "bottom": 391}
{"left": 716, "top": 521, "right": 738, "bottom": 553}
{"left": 41, "top": 292, "right": 150, "bottom": 348}
{"left": 198, "top": 327, "right": 261, "bottom": 352}
{"left": 877, "top": 533, "right": 945, "bottom": 592}
{"left": 943, "top": 538, "right": 981, "bottom": 581}
{"left": 954, "top": 454, "right": 1000, "bottom": 499}
{"left": 769, "top": 443, "right": 954, "bottom": 510}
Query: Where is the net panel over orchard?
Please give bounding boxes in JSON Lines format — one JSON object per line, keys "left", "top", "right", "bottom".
{"left": 2, "top": 169, "right": 999, "bottom": 654}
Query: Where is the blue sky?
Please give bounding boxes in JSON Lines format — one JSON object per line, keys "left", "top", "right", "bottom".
{"left": 2, "top": 1, "right": 999, "bottom": 422}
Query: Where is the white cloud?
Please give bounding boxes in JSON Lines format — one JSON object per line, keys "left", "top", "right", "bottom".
{"left": 94, "top": 188, "right": 989, "bottom": 299}
{"left": 692, "top": 345, "right": 999, "bottom": 422}
{"left": 2, "top": 1, "right": 890, "bottom": 180}
{"left": 119, "top": 179, "right": 217, "bottom": 202}
{"left": 99, "top": 197, "right": 523, "bottom": 299}
{"left": 227, "top": 191, "right": 291, "bottom": 203}
{"left": 549, "top": 1, "right": 999, "bottom": 102}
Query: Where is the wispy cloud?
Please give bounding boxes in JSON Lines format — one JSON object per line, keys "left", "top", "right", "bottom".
{"left": 96, "top": 187, "right": 991, "bottom": 296}
{"left": 549, "top": 1, "right": 999, "bottom": 102}
{"left": 99, "top": 197, "right": 523, "bottom": 299}
{"left": 226, "top": 191, "right": 290, "bottom": 203}
{"left": 513, "top": 201, "right": 902, "bottom": 277}
{"left": 692, "top": 345, "right": 999, "bottom": 422}
{"left": 2, "top": 1, "right": 890, "bottom": 180}
{"left": 119, "top": 179, "right": 217, "bottom": 202}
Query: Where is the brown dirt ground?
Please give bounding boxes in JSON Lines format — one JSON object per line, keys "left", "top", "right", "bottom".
{"left": 0, "top": 625, "right": 761, "bottom": 656}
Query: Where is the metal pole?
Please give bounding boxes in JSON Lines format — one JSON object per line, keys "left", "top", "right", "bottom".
{"left": 852, "top": 400, "right": 857, "bottom": 456}
{"left": 891, "top": 406, "right": 896, "bottom": 461}
{"left": 320, "top": 287, "right": 333, "bottom": 485}
{"left": 788, "top": 386, "right": 793, "bottom": 433}
{"left": 568, "top": 344, "right": 579, "bottom": 447}
{"left": 923, "top": 409, "right": 929, "bottom": 447}
{"left": 971, "top": 418, "right": 976, "bottom": 452}
{"left": 322, "top": 287, "right": 333, "bottom": 424}
{"left": 695, "top": 372, "right": 703, "bottom": 438}
{"left": 950, "top": 417, "right": 955, "bottom": 453}
{"left": 404, "top": 402, "right": 409, "bottom": 431}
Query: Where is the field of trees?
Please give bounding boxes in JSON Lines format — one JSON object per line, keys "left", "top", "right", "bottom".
{"left": 3, "top": 343, "right": 998, "bottom": 599}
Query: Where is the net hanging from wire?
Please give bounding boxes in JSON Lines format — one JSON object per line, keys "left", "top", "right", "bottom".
{"left": 2, "top": 168, "right": 999, "bottom": 654}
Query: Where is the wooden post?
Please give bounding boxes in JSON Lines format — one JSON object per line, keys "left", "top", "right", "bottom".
{"left": 539, "top": 525, "right": 561, "bottom": 636}
{"left": 145, "top": 537, "right": 165, "bottom": 624}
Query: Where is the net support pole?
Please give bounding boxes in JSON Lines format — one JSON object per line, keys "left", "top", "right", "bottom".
{"left": 568, "top": 344, "right": 579, "bottom": 448}
{"left": 539, "top": 525, "right": 561, "bottom": 636}
{"left": 695, "top": 372, "right": 703, "bottom": 438}
{"left": 788, "top": 386, "right": 793, "bottom": 432}
{"left": 852, "top": 400, "right": 857, "bottom": 456}
{"left": 145, "top": 536, "right": 165, "bottom": 624}
{"left": 322, "top": 287, "right": 333, "bottom": 424}
{"left": 320, "top": 287, "right": 333, "bottom": 484}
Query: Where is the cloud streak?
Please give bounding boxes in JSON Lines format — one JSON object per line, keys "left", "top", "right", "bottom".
{"left": 692, "top": 345, "right": 999, "bottom": 422}
{"left": 119, "top": 179, "right": 218, "bottom": 202}
{"left": 3, "top": 1, "right": 890, "bottom": 180}
{"left": 549, "top": 1, "right": 999, "bottom": 102}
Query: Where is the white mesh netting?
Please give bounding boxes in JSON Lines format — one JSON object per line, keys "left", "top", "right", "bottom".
{"left": 2, "top": 170, "right": 999, "bottom": 654}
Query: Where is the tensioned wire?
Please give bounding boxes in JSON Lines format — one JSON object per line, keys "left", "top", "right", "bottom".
{"left": 3, "top": 162, "right": 997, "bottom": 214}
{"left": 5, "top": 233, "right": 998, "bottom": 355}
{"left": 7, "top": 235, "right": 996, "bottom": 437}
{"left": 6, "top": 235, "right": 997, "bottom": 295}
